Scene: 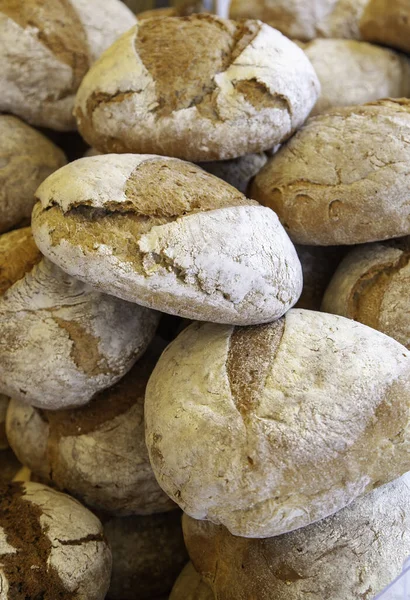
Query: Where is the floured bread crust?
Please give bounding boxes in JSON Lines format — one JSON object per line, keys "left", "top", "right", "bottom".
{"left": 0, "top": 231, "right": 159, "bottom": 408}
{"left": 301, "top": 39, "right": 410, "bottom": 116}
{"left": 74, "top": 15, "right": 319, "bottom": 160}
{"left": 322, "top": 239, "right": 410, "bottom": 349}
{"left": 0, "top": 0, "right": 136, "bottom": 130}
{"left": 32, "top": 154, "right": 302, "bottom": 325}
{"left": 183, "top": 473, "right": 410, "bottom": 599}
{"left": 6, "top": 348, "right": 175, "bottom": 515}
{"left": 0, "top": 481, "right": 111, "bottom": 599}
{"left": 0, "top": 116, "right": 66, "bottom": 233}
{"left": 103, "top": 511, "right": 188, "bottom": 600}
{"left": 170, "top": 563, "right": 214, "bottom": 600}
{"left": 145, "top": 309, "right": 410, "bottom": 538}
{"left": 360, "top": 0, "right": 410, "bottom": 54}
{"left": 230, "top": 0, "right": 368, "bottom": 41}
{"left": 200, "top": 152, "right": 268, "bottom": 193}
{"left": 251, "top": 99, "right": 410, "bottom": 245}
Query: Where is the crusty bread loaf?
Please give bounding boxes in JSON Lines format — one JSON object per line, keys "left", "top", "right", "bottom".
{"left": 32, "top": 154, "right": 302, "bottom": 325}
{"left": 74, "top": 14, "right": 319, "bottom": 160}
{"left": 145, "top": 309, "right": 410, "bottom": 538}
{"left": 103, "top": 511, "right": 188, "bottom": 600}
{"left": 170, "top": 563, "right": 214, "bottom": 600}
{"left": 301, "top": 39, "right": 410, "bottom": 116}
{"left": 360, "top": 0, "right": 410, "bottom": 54}
{"left": 6, "top": 347, "right": 175, "bottom": 515}
{"left": 0, "top": 481, "right": 111, "bottom": 599}
{"left": 183, "top": 473, "right": 410, "bottom": 599}
{"left": 251, "top": 99, "right": 410, "bottom": 245}
{"left": 322, "top": 239, "right": 410, "bottom": 349}
{"left": 0, "top": 228, "right": 159, "bottom": 409}
{"left": 229, "top": 0, "right": 367, "bottom": 41}
{"left": 0, "top": 116, "right": 66, "bottom": 233}
{"left": 295, "top": 245, "right": 346, "bottom": 310}
{"left": 0, "top": 0, "right": 136, "bottom": 130}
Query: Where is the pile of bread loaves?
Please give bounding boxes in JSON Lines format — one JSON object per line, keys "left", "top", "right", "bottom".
{"left": 1, "top": 0, "right": 410, "bottom": 598}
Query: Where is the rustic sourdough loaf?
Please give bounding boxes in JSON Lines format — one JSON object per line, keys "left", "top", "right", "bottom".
{"left": 32, "top": 154, "right": 302, "bottom": 325}
{"left": 183, "top": 473, "right": 410, "bottom": 599}
{"left": 360, "top": 0, "right": 410, "bottom": 54}
{"left": 0, "top": 481, "right": 111, "bottom": 599}
{"left": 6, "top": 347, "right": 175, "bottom": 515}
{"left": 0, "top": 228, "right": 159, "bottom": 409}
{"left": 251, "top": 99, "right": 410, "bottom": 245}
{"left": 0, "top": 116, "right": 66, "bottom": 234}
{"left": 301, "top": 39, "right": 410, "bottom": 115}
{"left": 103, "top": 511, "right": 188, "bottom": 600}
{"left": 74, "top": 14, "right": 320, "bottom": 160}
{"left": 145, "top": 309, "right": 410, "bottom": 538}
{"left": 0, "top": 0, "right": 136, "bottom": 130}
{"left": 322, "top": 239, "right": 410, "bottom": 349}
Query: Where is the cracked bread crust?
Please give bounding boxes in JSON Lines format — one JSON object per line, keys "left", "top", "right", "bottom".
{"left": 145, "top": 309, "right": 410, "bottom": 538}
{"left": 0, "top": 0, "right": 136, "bottom": 131}
{"left": 0, "top": 116, "right": 66, "bottom": 233}
{"left": 32, "top": 154, "right": 302, "bottom": 325}
{"left": 74, "top": 15, "right": 320, "bottom": 160}
{"left": 170, "top": 563, "right": 214, "bottom": 600}
{"left": 0, "top": 481, "right": 111, "bottom": 600}
{"left": 360, "top": 0, "right": 410, "bottom": 54}
{"left": 182, "top": 473, "right": 410, "bottom": 599}
{"left": 229, "top": 0, "right": 368, "bottom": 41}
{"left": 301, "top": 39, "right": 410, "bottom": 116}
{"left": 6, "top": 347, "right": 175, "bottom": 516}
{"left": 251, "top": 99, "right": 410, "bottom": 245}
{"left": 0, "top": 250, "right": 159, "bottom": 409}
{"left": 322, "top": 240, "right": 410, "bottom": 349}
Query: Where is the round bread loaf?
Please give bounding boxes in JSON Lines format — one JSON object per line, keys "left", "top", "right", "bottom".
{"left": 145, "top": 309, "right": 410, "bottom": 538}
{"left": 32, "top": 154, "right": 302, "bottom": 325}
{"left": 229, "top": 0, "right": 367, "bottom": 41}
{"left": 170, "top": 563, "right": 214, "bottom": 600}
{"left": 251, "top": 99, "right": 410, "bottom": 245}
{"left": 74, "top": 14, "right": 320, "bottom": 161}
{"left": 0, "top": 116, "right": 66, "bottom": 234}
{"left": 0, "top": 228, "right": 159, "bottom": 409}
{"left": 6, "top": 347, "right": 175, "bottom": 515}
{"left": 0, "top": 481, "right": 111, "bottom": 599}
{"left": 301, "top": 39, "right": 410, "bottom": 116}
{"left": 183, "top": 473, "right": 410, "bottom": 599}
{"left": 0, "top": 394, "right": 9, "bottom": 449}
{"left": 104, "top": 511, "right": 188, "bottom": 600}
{"left": 360, "top": 0, "right": 410, "bottom": 54}
{"left": 322, "top": 240, "right": 410, "bottom": 349}
{"left": 295, "top": 245, "right": 346, "bottom": 310}
{"left": 0, "top": 0, "right": 136, "bottom": 130}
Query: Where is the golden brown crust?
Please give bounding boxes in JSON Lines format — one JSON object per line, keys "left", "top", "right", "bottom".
{"left": 360, "top": 0, "right": 410, "bottom": 53}
{"left": 0, "top": 228, "right": 41, "bottom": 296}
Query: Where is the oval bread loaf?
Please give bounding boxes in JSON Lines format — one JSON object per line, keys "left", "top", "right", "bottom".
{"left": 74, "top": 14, "right": 320, "bottom": 160}
{"left": 32, "top": 154, "right": 303, "bottom": 325}
{"left": 183, "top": 473, "right": 410, "bottom": 600}
{"left": 251, "top": 99, "right": 410, "bottom": 245}
{"left": 0, "top": 481, "right": 112, "bottom": 599}
{"left": 145, "top": 309, "right": 410, "bottom": 538}
{"left": 322, "top": 240, "right": 410, "bottom": 349}
{"left": 0, "top": 116, "right": 66, "bottom": 234}
{"left": 6, "top": 347, "right": 175, "bottom": 515}
{"left": 0, "top": 228, "right": 159, "bottom": 409}
{"left": 301, "top": 39, "right": 410, "bottom": 116}
{"left": 170, "top": 563, "right": 214, "bottom": 600}
{"left": 0, "top": 0, "right": 136, "bottom": 130}
{"left": 103, "top": 511, "right": 188, "bottom": 600}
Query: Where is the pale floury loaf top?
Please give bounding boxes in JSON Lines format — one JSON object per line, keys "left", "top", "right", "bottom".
{"left": 0, "top": 0, "right": 136, "bottom": 130}
{"left": 0, "top": 481, "right": 111, "bottom": 599}
{"left": 145, "top": 309, "right": 410, "bottom": 538}
{"left": 229, "top": 0, "right": 368, "bottom": 41}
{"left": 32, "top": 154, "right": 302, "bottom": 325}
{"left": 182, "top": 473, "right": 410, "bottom": 600}
{"left": 74, "top": 15, "right": 320, "bottom": 161}
{"left": 251, "top": 99, "right": 410, "bottom": 245}
{"left": 0, "top": 228, "right": 159, "bottom": 410}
